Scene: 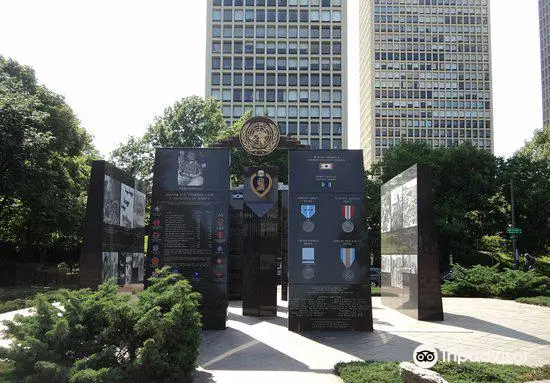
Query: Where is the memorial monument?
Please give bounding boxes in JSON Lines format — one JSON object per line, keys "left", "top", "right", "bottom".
{"left": 242, "top": 166, "right": 279, "bottom": 317}
{"left": 288, "top": 150, "right": 373, "bottom": 331}
{"left": 80, "top": 161, "right": 146, "bottom": 289}
{"left": 380, "top": 164, "right": 444, "bottom": 321}
{"left": 147, "top": 148, "right": 231, "bottom": 330}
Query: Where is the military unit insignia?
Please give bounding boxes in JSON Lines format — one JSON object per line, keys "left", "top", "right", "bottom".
{"left": 250, "top": 169, "right": 273, "bottom": 198}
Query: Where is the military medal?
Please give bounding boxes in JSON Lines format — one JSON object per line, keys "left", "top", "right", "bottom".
{"left": 302, "top": 265, "right": 315, "bottom": 280}
{"left": 340, "top": 248, "right": 356, "bottom": 281}
{"left": 341, "top": 204, "right": 355, "bottom": 233}
{"left": 301, "top": 204, "right": 316, "bottom": 233}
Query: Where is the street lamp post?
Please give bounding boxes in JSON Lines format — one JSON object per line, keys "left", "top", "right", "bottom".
{"left": 510, "top": 179, "right": 520, "bottom": 270}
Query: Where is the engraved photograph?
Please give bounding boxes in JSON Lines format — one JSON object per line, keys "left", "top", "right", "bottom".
{"left": 177, "top": 150, "right": 206, "bottom": 188}
{"left": 101, "top": 252, "right": 118, "bottom": 283}
{"left": 103, "top": 175, "right": 121, "bottom": 225}
{"left": 120, "top": 183, "right": 134, "bottom": 228}
{"left": 390, "top": 186, "right": 403, "bottom": 231}
{"left": 133, "top": 190, "right": 146, "bottom": 228}
{"left": 402, "top": 178, "right": 418, "bottom": 229}
{"left": 381, "top": 192, "right": 391, "bottom": 233}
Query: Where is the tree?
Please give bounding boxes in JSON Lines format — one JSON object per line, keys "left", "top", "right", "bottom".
{"left": 372, "top": 142, "right": 506, "bottom": 268}
{"left": 501, "top": 155, "right": 550, "bottom": 256}
{"left": 517, "top": 125, "right": 550, "bottom": 162}
{"left": 0, "top": 56, "right": 98, "bottom": 260}
{"left": 110, "top": 96, "right": 227, "bottom": 193}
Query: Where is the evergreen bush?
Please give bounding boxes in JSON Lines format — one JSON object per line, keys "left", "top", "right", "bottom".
{"left": 0, "top": 267, "right": 201, "bottom": 383}
{"left": 442, "top": 264, "right": 550, "bottom": 299}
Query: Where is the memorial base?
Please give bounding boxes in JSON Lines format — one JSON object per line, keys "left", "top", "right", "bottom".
{"left": 288, "top": 284, "right": 373, "bottom": 332}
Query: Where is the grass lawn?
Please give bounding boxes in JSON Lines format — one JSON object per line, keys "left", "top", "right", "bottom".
{"left": 335, "top": 361, "right": 550, "bottom": 383}
{"left": 516, "top": 296, "right": 550, "bottom": 307}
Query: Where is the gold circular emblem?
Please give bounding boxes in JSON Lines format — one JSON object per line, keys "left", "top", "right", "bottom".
{"left": 239, "top": 117, "right": 280, "bottom": 156}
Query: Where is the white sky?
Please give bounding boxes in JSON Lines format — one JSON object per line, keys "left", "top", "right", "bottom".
{"left": 0, "top": 0, "right": 543, "bottom": 158}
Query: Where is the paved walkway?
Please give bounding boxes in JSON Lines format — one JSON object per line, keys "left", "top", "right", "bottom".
{"left": 195, "top": 296, "right": 550, "bottom": 383}
{"left": 2, "top": 296, "right": 549, "bottom": 383}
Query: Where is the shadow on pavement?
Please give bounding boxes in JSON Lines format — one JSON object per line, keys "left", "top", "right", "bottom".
{"left": 442, "top": 313, "right": 550, "bottom": 345}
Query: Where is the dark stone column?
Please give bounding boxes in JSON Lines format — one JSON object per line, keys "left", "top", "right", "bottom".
{"left": 242, "top": 167, "right": 279, "bottom": 317}
{"left": 288, "top": 150, "right": 373, "bottom": 331}
{"left": 380, "top": 164, "right": 444, "bottom": 321}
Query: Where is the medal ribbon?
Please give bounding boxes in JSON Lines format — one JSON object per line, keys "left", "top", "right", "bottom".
{"left": 301, "top": 205, "right": 316, "bottom": 219}
{"left": 342, "top": 205, "right": 355, "bottom": 220}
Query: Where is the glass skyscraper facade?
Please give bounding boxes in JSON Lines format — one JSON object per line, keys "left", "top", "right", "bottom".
{"left": 540, "top": 0, "right": 550, "bottom": 126}
{"left": 359, "top": 0, "right": 493, "bottom": 168}
{"left": 206, "top": 0, "right": 348, "bottom": 149}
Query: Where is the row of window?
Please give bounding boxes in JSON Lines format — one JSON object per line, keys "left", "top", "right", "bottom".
{"left": 375, "top": 127, "right": 490, "bottom": 137}
{"left": 213, "top": 9, "right": 342, "bottom": 22}
{"left": 375, "top": 24, "right": 489, "bottom": 34}
{"left": 214, "top": 0, "right": 341, "bottom": 7}
{"left": 374, "top": 81, "right": 491, "bottom": 91}
{"left": 212, "top": 57, "right": 342, "bottom": 71}
{"left": 212, "top": 24, "right": 342, "bottom": 38}
{"left": 374, "top": 90, "right": 490, "bottom": 100}
{"left": 374, "top": 99, "right": 491, "bottom": 108}
{"left": 212, "top": 88, "right": 342, "bottom": 102}
{"left": 374, "top": 139, "right": 491, "bottom": 154}
{"left": 375, "top": 72, "right": 489, "bottom": 80}
{"left": 375, "top": 61, "right": 490, "bottom": 71}
{"left": 220, "top": 105, "right": 342, "bottom": 118}
{"left": 212, "top": 25, "right": 341, "bottom": 40}
{"left": 307, "top": 139, "right": 342, "bottom": 150}
{"left": 374, "top": 119, "right": 491, "bottom": 128}
{"left": 374, "top": 5, "right": 487, "bottom": 14}
{"left": 213, "top": 41, "right": 342, "bottom": 56}
{"left": 212, "top": 56, "right": 342, "bottom": 71}
{"left": 375, "top": 52, "right": 489, "bottom": 62}
{"left": 212, "top": 72, "right": 342, "bottom": 86}
{"left": 374, "top": 15, "right": 488, "bottom": 25}
{"left": 212, "top": 39, "right": 342, "bottom": 55}
{"left": 375, "top": 106, "right": 491, "bottom": 117}
{"left": 375, "top": 44, "right": 489, "bottom": 52}
{"left": 374, "top": 0, "right": 488, "bottom": 6}
{"left": 375, "top": 33, "right": 489, "bottom": 43}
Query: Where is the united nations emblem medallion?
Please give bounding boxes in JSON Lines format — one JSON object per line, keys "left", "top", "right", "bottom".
{"left": 250, "top": 169, "right": 273, "bottom": 198}
{"left": 240, "top": 116, "right": 280, "bottom": 156}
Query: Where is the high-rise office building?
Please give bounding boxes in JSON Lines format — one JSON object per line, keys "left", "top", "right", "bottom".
{"left": 540, "top": 0, "right": 550, "bottom": 126}
{"left": 206, "top": 0, "right": 348, "bottom": 149}
{"left": 359, "top": 0, "right": 493, "bottom": 168}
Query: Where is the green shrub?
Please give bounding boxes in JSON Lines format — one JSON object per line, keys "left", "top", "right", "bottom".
{"left": 0, "top": 267, "right": 201, "bottom": 383}
{"left": 0, "top": 298, "right": 28, "bottom": 314}
{"left": 442, "top": 264, "right": 550, "bottom": 299}
{"left": 516, "top": 296, "right": 550, "bottom": 307}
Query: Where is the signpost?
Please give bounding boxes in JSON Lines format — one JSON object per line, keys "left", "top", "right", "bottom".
{"left": 507, "top": 227, "right": 522, "bottom": 235}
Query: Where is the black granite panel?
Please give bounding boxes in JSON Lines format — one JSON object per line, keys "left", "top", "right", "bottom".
{"left": 148, "top": 148, "right": 230, "bottom": 330}
{"left": 80, "top": 161, "right": 146, "bottom": 289}
{"left": 288, "top": 150, "right": 373, "bottom": 331}
{"left": 288, "top": 284, "right": 373, "bottom": 331}
{"left": 242, "top": 167, "right": 278, "bottom": 317}
{"left": 380, "top": 164, "right": 443, "bottom": 321}
{"left": 228, "top": 190, "right": 244, "bottom": 300}
{"left": 281, "top": 189, "right": 289, "bottom": 301}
